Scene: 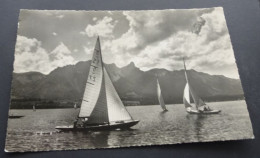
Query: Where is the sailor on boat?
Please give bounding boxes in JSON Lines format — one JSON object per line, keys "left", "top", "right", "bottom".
{"left": 182, "top": 58, "right": 221, "bottom": 114}
{"left": 56, "top": 36, "right": 139, "bottom": 131}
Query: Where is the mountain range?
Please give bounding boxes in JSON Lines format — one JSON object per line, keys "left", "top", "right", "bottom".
{"left": 11, "top": 60, "right": 244, "bottom": 104}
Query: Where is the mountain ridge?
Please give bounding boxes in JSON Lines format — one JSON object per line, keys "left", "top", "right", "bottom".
{"left": 11, "top": 60, "right": 243, "bottom": 105}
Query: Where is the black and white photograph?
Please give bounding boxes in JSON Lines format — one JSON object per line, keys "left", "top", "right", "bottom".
{"left": 5, "top": 8, "right": 254, "bottom": 152}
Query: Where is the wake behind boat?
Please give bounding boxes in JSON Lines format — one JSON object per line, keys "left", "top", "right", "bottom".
{"left": 55, "top": 37, "right": 139, "bottom": 131}
{"left": 183, "top": 59, "right": 221, "bottom": 115}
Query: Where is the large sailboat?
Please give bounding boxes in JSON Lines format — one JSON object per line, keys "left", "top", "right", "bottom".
{"left": 183, "top": 59, "right": 221, "bottom": 114}
{"left": 55, "top": 37, "right": 139, "bottom": 131}
{"left": 156, "top": 79, "right": 168, "bottom": 111}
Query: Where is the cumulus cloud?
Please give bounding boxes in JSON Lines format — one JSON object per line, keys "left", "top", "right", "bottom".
{"left": 49, "top": 42, "right": 76, "bottom": 69}
{"left": 16, "top": 8, "right": 238, "bottom": 78}
{"left": 100, "top": 8, "right": 238, "bottom": 78}
{"left": 83, "top": 46, "right": 92, "bottom": 55}
{"left": 104, "top": 9, "right": 213, "bottom": 55}
{"left": 14, "top": 36, "right": 76, "bottom": 74}
{"left": 80, "top": 16, "right": 118, "bottom": 38}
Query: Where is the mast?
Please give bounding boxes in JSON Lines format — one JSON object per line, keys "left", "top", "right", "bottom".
{"left": 183, "top": 58, "right": 189, "bottom": 84}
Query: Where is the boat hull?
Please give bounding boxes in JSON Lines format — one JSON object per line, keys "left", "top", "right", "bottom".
{"left": 187, "top": 109, "right": 221, "bottom": 114}
{"left": 55, "top": 120, "right": 139, "bottom": 131}
{"left": 8, "top": 115, "right": 24, "bottom": 119}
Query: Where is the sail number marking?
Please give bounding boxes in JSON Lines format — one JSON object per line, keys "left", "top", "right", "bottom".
{"left": 92, "top": 49, "right": 100, "bottom": 64}
{"left": 87, "top": 81, "right": 94, "bottom": 85}
{"left": 89, "top": 75, "right": 96, "bottom": 82}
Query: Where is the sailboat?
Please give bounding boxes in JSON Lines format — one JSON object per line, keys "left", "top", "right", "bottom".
{"left": 74, "top": 103, "right": 77, "bottom": 109}
{"left": 55, "top": 37, "right": 139, "bottom": 131}
{"left": 33, "top": 105, "right": 36, "bottom": 111}
{"left": 183, "top": 59, "right": 221, "bottom": 114}
{"left": 156, "top": 79, "right": 168, "bottom": 111}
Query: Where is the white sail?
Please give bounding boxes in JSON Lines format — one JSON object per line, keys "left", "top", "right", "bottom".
{"left": 80, "top": 36, "right": 133, "bottom": 124}
{"left": 104, "top": 68, "right": 132, "bottom": 122}
{"left": 79, "top": 37, "right": 104, "bottom": 118}
{"left": 157, "top": 79, "right": 167, "bottom": 111}
{"left": 87, "top": 74, "right": 109, "bottom": 124}
{"left": 183, "top": 83, "right": 192, "bottom": 108}
{"left": 183, "top": 59, "right": 206, "bottom": 109}
{"left": 189, "top": 85, "right": 206, "bottom": 108}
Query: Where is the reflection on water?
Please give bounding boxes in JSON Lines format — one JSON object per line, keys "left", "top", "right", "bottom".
{"left": 5, "top": 100, "right": 254, "bottom": 152}
{"left": 186, "top": 114, "right": 207, "bottom": 142}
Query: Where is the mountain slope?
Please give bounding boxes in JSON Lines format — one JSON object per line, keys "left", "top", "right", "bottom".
{"left": 11, "top": 61, "right": 243, "bottom": 104}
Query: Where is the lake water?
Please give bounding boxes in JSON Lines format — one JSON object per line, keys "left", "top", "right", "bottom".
{"left": 5, "top": 100, "right": 254, "bottom": 152}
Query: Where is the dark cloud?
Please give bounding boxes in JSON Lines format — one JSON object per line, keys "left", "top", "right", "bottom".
{"left": 192, "top": 17, "right": 206, "bottom": 34}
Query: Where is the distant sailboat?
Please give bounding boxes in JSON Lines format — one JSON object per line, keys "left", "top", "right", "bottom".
{"left": 74, "top": 103, "right": 77, "bottom": 109}
{"left": 156, "top": 79, "right": 168, "bottom": 111}
{"left": 33, "top": 105, "right": 36, "bottom": 111}
{"left": 183, "top": 59, "right": 221, "bottom": 114}
{"left": 56, "top": 37, "right": 139, "bottom": 131}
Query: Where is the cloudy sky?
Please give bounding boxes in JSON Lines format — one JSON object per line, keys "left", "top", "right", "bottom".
{"left": 14, "top": 8, "right": 239, "bottom": 79}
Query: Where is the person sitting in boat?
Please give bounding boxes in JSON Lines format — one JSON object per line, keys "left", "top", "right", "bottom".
{"left": 82, "top": 118, "right": 89, "bottom": 127}
{"left": 203, "top": 106, "right": 212, "bottom": 111}
{"left": 197, "top": 106, "right": 204, "bottom": 112}
{"left": 73, "top": 119, "right": 78, "bottom": 128}
{"left": 74, "top": 118, "right": 86, "bottom": 128}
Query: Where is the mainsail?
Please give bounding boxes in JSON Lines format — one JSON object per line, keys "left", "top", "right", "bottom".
{"left": 183, "top": 83, "right": 192, "bottom": 108}
{"left": 79, "top": 37, "right": 104, "bottom": 118}
{"left": 79, "top": 37, "right": 133, "bottom": 124}
{"left": 183, "top": 59, "right": 206, "bottom": 110}
{"left": 157, "top": 79, "right": 167, "bottom": 111}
